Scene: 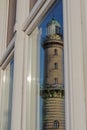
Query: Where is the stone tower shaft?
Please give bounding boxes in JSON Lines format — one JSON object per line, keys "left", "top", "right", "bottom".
{"left": 41, "top": 18, "right": 65, "bottom": 130}
{"left": 43, "top": 37, "right": 63, "bottom": 86}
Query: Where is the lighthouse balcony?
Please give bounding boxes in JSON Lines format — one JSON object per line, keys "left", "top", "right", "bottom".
{"left": 40, "top": 84, "right": 64, "bottom": 98}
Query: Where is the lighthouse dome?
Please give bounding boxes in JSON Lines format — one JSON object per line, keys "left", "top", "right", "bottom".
{"left": 47, "top": 18, "right": 61, "bottom": 36}
{"left": 47, "top": 18, "right": 61, "bottom": 27}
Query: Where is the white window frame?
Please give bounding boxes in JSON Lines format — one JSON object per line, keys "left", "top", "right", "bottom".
{"left": 80, "top": 0, "right": 87, "bottom": 127}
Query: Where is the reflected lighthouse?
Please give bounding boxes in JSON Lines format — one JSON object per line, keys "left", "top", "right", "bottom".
{"left": 41, "top": 18, "right": 65, "bottom": 130}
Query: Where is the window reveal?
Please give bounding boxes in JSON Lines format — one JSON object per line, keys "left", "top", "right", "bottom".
{"left": 54, "top": 120, "right": 59, "bottom": 129}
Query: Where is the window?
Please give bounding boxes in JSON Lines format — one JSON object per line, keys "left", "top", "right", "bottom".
{"left": 54, "top": 49, "right": 58, "bottom": 55}
{"left": 38, "top": 1, "right": 65, "bottom": 130}
{"left": 26, "top": 0, "right": 65, "bottom": 130}
{"left": 54, "top": 63, "right": 58, "bottom": 69}
{"left": 54, "top": 120, "right": 59, "bottom": 129}
{"left": 54, "top": 78, "right": 58, "bottom": 84}
{"left": 1, "top": 58, "right": 14, "bottom": 130}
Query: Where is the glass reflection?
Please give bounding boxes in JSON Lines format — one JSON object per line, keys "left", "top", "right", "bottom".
{"left": 39, "top": 0, "right": 65, "bottom": 130}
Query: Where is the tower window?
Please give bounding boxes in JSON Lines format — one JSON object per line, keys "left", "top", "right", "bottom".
{"left": 54, "top": 49, "right": 58, "bottom": 55}
{"left": 54, "top": 120, "right": 59, "bottom": 129}
{"left": 54, "top": 63, "right": 58, "bottom": 69}
{"left": 54, "top": 78, "right": 58, "bottom": 84}
{"left": 56, "top": 26, "right": 59, "bottom": 34}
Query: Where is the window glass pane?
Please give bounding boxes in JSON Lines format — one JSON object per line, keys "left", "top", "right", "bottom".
{"left": 1, "top": 58, "right": 14, "bottom": 130}
{"left": 38, "top": 0, "right": 65, "bottom": 130}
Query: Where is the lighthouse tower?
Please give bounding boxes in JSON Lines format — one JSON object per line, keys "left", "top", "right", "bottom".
{"left": 41, "top": 18, "right": 65, "bottom": 130}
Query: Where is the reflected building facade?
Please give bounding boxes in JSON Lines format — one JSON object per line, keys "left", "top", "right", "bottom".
{"left": 41, "top": 18, "right": 65, "bottom": 130}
